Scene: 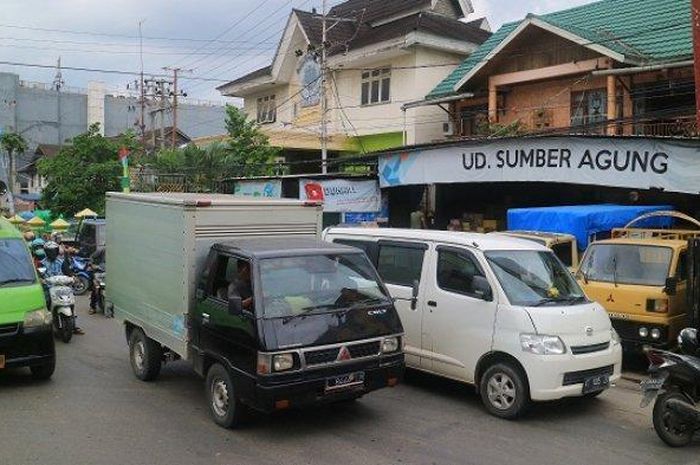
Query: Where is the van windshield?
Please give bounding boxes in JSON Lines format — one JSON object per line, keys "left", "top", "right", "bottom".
{"left": 578, "top": 243, "right": 672, "bottom": 286}
{"left": 0, "top": 239, "right": 36, "bottom": 286}
{"left": 259, "top": 253, "right": 390, "bottom": 318}
{"left": 485, "top": 250, "right": 586, "bottom": 307}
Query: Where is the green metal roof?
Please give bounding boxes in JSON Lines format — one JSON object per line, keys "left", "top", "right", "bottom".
{"left": 428, "top": 0, "right": 693, "bottom": 99}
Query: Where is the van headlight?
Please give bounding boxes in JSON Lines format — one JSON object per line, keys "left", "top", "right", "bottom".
{"left": 23, "top": 308, "right": 52, "bottom": 328}
{"left": 520, "top": 334, "right": 566, "bottom": 355}
{"left": 611, "top": 328, "right": 621, "bottom": 346}
{"left": 382, "top": 336, "right": 400, "bottom": 354}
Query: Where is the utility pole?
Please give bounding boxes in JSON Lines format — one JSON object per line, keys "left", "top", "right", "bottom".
{"left": 138, "top": 20, "right": 146, "bottom": 145}
{"left": 163, "top": 67, "right": 191, "bottom": 149}
{"left": 53, "top": 57, "right": 64, "bottom": 147}
{"left": 320, "top": 0, "right": 328, "bottom": 174}
{"left": 693, "top": 0, "right": 700, "bottom": 130}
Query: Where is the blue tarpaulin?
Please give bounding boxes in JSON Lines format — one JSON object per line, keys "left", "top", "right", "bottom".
{"left": 507, "top": 205, "right": 674, "bottom": 250}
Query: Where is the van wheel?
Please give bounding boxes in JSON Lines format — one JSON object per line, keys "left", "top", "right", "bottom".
{"left": 206, "top": 363, "right": 246, "bottom": 429}
{"left": 129, "top": 328, "right": 162, "bottom": 381}
{"left": 480, "top": 363, "right": 530, "bottom": 419}
{"left": 30, "top": 358, "right": 56, "bottom": 380}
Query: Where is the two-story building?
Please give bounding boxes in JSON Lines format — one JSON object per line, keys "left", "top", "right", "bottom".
{"left": 216, "top": 0, "right": 491, "bottom": 173}
{"left": 376, "top": 0, "right": 700, "bottom": 228}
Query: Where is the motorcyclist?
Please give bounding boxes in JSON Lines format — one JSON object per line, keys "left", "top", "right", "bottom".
{"left": 42, "top": 241, "right": 85, "bottom": 335}
{"left": 88, "top": 247, "right": 106, "bottom": 315}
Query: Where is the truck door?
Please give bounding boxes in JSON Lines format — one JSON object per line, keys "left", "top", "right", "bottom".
{"left": 688, "top": 238, "right": 700, "bottom": 328}
{"left": 194, "top": 253, "right": 257, "bottom": 373}
{"left": 375, "top": 240, "right": 428, "bottom": 369}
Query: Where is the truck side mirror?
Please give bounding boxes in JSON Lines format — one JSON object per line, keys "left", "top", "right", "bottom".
{"left": 411, "top": 279, "right": 419, "bottom": 310}
{"left": 472, "top": 275, "right": 493, "bottom": 301}
{"left": 228, "top": 296, "right": 243, "bottom": 316}
{"left": 664, "top": 276, "right": 678, "bottom": 296}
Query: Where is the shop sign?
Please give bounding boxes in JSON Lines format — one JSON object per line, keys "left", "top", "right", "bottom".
{"left": 233, "top": 180, "right": 282, "bottom": 198}
{"left": 299, "top": 179, "right": 381, "bottom": 213}
{"left": 379, "top": 137, "right": 700, "bottom": 194}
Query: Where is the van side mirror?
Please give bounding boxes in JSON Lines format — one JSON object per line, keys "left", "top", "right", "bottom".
{"left": 228, "top": 296, "right": 243, "bottom": 316}
{"left": 664, "top": 276, "right": 678, "bottom": 296}
{"left": 472, "top": 275, "right": 493, "bottom": 301}
{"left": 411, "top": 279, "right": 419, "bottom": 310}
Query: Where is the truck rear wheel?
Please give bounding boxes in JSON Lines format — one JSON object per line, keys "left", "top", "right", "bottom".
{"left": 206, "top": 363, "right": 246, "bottom": 429}
{"left": 129, "top": 328, "right": 162, "bottom": 381}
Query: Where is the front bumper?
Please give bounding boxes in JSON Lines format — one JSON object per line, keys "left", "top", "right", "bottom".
{"left": 521, "top": 343, "right": 623, "bottom": 401}
{"left": 248, "top": 354, "right": 404, "bottom": 413}
{"left": 611, "top": 319, "right": 671, "bottom": 353}
{"left": 0, "top": 323, "right": 55, "bottom": 369}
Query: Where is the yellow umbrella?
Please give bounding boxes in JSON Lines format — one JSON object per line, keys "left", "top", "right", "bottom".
{"left": 9, "top": 214, "right": 25, "bottom": 225}
{"left": 74, "top": 208, "right": 98, "bottom": 219}
{"left": 26, "top": 216, "right": 46, "bottom": 230}
{"left": 50, "top": 218, "right": 71, "bottom": 231}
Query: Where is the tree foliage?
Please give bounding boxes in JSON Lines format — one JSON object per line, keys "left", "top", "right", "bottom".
{"left": 0, "top": 132, "right": 28, "bottom": 159}
{"left": 151, "top": 105, "right": 280, "bottom": 188}
{"left": 38, "top": 124, "right": 137, "bottom": 216}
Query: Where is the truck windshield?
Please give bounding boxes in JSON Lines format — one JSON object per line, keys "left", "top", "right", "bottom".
{"left": 0, "top": 239, "right": 36, "bottom": 286}
{"left": 259, "top": 253, "right": 390, "bottom": 318}
{"left": 486, "top": 250, "right": 586, "bottom": 307}
{"left": 578, "top": 244, "right": 672, "bottom": 286}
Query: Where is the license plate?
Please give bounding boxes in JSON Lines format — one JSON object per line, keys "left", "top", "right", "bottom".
{"left": 0, "top": 354, "right": 5, "bottom": 369}
{"left": 582, "top": 374, "right": 610, "bottom": 394}
{"left": 640, "top": 375, "right": 667, "bottom": 407}
{"left": 326, "top": 371, "right": 365, "bottom": 392}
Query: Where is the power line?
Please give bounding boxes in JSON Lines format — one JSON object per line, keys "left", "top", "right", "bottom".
{"left": 0, "top": 42, "right": 269, "bottom": 56}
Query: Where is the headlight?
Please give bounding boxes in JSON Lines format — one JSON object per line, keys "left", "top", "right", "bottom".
{"left": 272, "top": 353, "right": 295, "bottom": 372}
{"left": 639, "top": 327, "right": 649, "bottom": 338}
{"left": 610, "top": 328, "right": 621, "bottom": 345}
{"left": 520, "top": 334, "right": 566, "bottom": 355}
{"left": 23, "top": 308, "right": 52, "bottom": 328}
{"left": 257, "top": 352, "right": 298, "bottom": 374}
{"left": 646, "top": 299, "right": 669, "bottom": 314}
{"left": 56, "top": 289, "right": 72, "bottom": 299}
{"left": 382, "top": 337, "right": 400, "bottom": 354}
{"left": 650, "top": 328, "right": 662, "bottom": 340}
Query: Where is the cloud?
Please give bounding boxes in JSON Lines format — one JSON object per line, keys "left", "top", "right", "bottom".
{"left": 470, "top": 0, "right": 593, "bottom": 28}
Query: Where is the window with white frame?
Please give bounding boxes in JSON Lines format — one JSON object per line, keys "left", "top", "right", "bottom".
{"left": 256, "top": 95, "right": 276, "bottom": 124}
{"left": 361, "top": 68, "right": 391, "bottom": 106}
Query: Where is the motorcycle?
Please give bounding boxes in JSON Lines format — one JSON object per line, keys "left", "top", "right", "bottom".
{"left": 93, "top": 268, "right": 109, "bottom": 317}
{"left": 640, "top": 328, "right": 700, "bottom": 447}
{"left": 43, "top": 273, "right": 77, "bottom": 343}
{"left": 70, "top": 256, "right": 93, "bottom": 296}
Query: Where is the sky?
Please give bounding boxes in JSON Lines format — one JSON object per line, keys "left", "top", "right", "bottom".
{"left": 0, "top": 0, "right": 594, "bottom": 102}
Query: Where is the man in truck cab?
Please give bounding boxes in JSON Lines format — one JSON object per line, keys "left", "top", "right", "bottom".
{"left": 218, "top": 259, "right": 253, "bottom": 311}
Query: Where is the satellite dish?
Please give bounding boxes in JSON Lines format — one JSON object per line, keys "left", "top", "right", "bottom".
{"left": 0, "top": 181, "right": 7, "bottom": 196}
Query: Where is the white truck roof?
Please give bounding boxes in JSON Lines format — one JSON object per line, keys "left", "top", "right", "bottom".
{"left": 324, "top": 227, "right": 549, "bottom": 252}
{"left": 107, "top": 192, "right": 316, "bottom": 207}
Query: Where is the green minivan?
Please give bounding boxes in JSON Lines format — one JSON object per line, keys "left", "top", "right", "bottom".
{"left": 0, "top": 217, "right": 55, "bottom": 379}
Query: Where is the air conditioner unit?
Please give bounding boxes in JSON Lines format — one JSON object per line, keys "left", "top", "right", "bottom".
{"left": 442, "top": 121, "right": 455, "bottom": 136}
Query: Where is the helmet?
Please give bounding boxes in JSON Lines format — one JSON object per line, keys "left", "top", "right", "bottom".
{"left": 44, "top": 241, "right": 60, "bottom": 261}
{"left": 678, "top": 328, "right": 699, "bottom": 356}
{"left": 23, "top": 231, "right": 35, "bottom": 242}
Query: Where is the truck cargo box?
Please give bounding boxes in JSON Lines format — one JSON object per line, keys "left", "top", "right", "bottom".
{"left": 106, "top": 192, "right": 323, "bottom": 359}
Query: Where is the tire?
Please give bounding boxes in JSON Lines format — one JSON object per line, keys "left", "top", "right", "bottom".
{"left": 653, "top": 391, "right": 694, "bottom": 447}
{"left": 206, "top": 363, "right": 246, "bottom": 429}
{"left": 480, "top": 362, "right": 530, "bottom": 420}
{"left": 97, "top": 291, "right": 105, "bottom": 313}
{"left": 73, "top": 276, "right": 90, "bottom": 296}
{"left": 60, "top": 315, "right": 73, "bottom": 343}
{"left": 128, "top": 328, "right": 162, "bottom": 381}
{"left": 30, "top": 358, "right": 56, "bottom": 380}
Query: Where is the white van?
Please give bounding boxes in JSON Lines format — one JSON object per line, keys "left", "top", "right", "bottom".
{"left": 323, "top": 228, "right": 622, "bottom": 418}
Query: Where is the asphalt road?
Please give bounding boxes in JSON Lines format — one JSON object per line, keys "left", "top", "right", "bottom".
{"left": 1, "top": 298, "right": 697, "bottom": 465}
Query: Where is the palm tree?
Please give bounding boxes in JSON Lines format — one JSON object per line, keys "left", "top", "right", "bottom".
{"left": 0, "top": 132, "right": 28, "bottom": 194}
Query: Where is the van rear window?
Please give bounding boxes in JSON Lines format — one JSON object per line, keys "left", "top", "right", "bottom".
{"left": 0, "top": 239, "right": 36, "bottom": 286}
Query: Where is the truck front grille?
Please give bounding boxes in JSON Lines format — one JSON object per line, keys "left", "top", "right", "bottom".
{"left": 0, "top": 323, "right": 19, "bottom": 336}
{"left": 348, "top": 341, "right": 381, "bottom": 358}
{"left": 302, "top": 339, "right": 384, "bottom": 367}
{"left": 304, "top": 347, "right": 340, "bottom": 365}
{"left": 571, "top": 342, "right": 610, "bottom": 355}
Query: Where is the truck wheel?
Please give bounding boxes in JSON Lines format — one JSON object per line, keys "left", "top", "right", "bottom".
{"left": 30, "top": 358, "right": 56, "bottom": 380}
{"left": 480, "top": 362, "right": 530, "bottom": 420}
{"left": 206, "top": 363, "right": 246, "bottom": 429}
{"left": 129, "top": 328, "right": 162, "bottom": 381}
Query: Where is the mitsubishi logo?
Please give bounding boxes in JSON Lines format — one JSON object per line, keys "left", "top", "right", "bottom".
{"left": 337, "top": 346, "right": 352, "bottom": 361}
{"left": 606, "top": 294, "right": 615, "bottom": 303}
{"left": 585, "top": 326, "right": 594, "bottom": 337}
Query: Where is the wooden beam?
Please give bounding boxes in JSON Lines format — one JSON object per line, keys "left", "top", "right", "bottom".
{"left": 607, "top": 74, "right": 617, "bottom": 135}
{"left": 489, "top": 58, "right": 609, "bottom": 87}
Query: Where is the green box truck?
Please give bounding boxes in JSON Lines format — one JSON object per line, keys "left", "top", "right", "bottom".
{"left": 107, "top": 193, "right": 404, "bottom": 428}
